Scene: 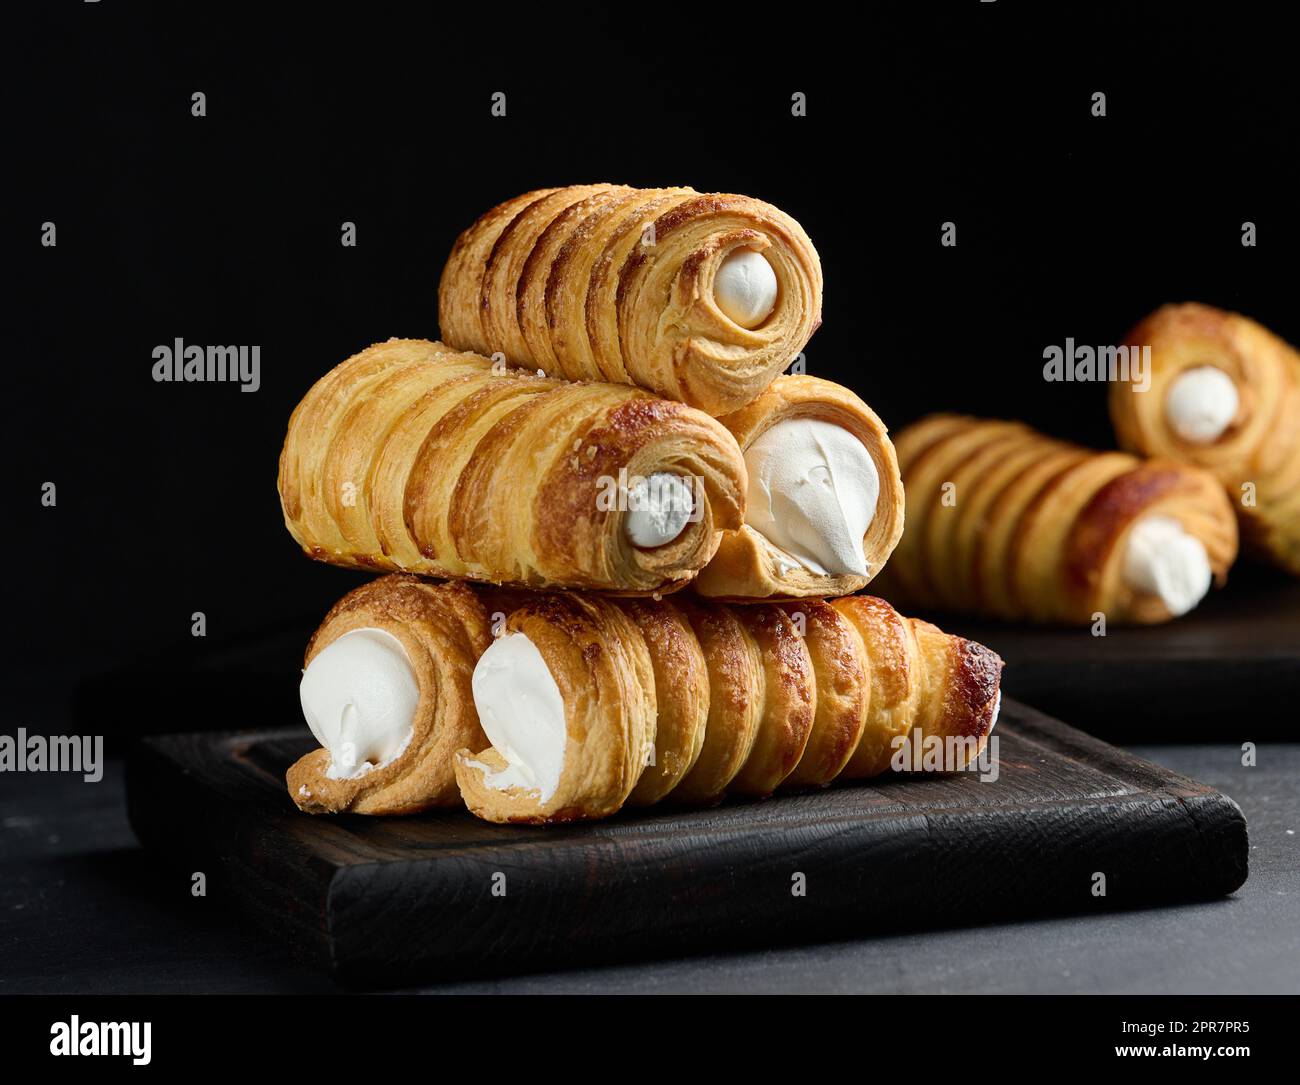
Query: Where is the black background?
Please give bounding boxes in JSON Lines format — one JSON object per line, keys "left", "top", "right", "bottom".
{"left": 7, "top": 2, "right": 1297, "bottom": 736}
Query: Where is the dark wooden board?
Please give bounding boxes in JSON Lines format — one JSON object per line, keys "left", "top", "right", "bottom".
{"left": 897, "top": 566, "right": 1300, "bottom": 742}
{"left": 126, "top": 699, "right": 1247, "bottom": 988}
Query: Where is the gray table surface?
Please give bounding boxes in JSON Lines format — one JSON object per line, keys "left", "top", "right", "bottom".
{"left": 2, "top": 743, "right": 1296, "bottom": 995}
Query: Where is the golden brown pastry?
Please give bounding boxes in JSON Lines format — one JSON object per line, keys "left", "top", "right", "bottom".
{"left": 876, "top": 414, "right": 1239, "bottom": 624}
{"left": 661, "top": 599, "right": 762, "bottom": 806}
{"left": 286, "top": 578, "right": 1001, "bottom": 822}
{"left": 287, "top": 576, "right": 490, "bottom": 815}
{"left": 455, "top": 593, "right": 657, "bottom": 823}
{"left": 829, "top": 595, "right": 997, "bottom": 779}
{"left": 451, "top": 587, "right": 1001, "bottom": 823}
{"left": 692, "top": 375, "right": 905, "bottom": 599}
{"left": 277, "top": 338, "right": 747, "bottom": 594}
{"left": 618, "top": 599, "right": 710, "bottom": 806}
{"left": 437, "top": 184, "right": 823, "bottom": 416}
{"left": 777, "top": 599, "right": 870, "bottom": 789}
{"left": 724, "top": 604, "right": 817, "bottom": 796}
{"left": 1109, "top": 303, "right": 1300, "bottom": 575}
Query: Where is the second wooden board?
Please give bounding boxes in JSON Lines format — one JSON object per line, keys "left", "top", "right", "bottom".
{"left": 896, "top": 566, "right": 1299, "bottom": 741}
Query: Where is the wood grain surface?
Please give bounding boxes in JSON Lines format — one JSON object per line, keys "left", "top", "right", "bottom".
{"left": 126, "top": 699, "right": 1248, "bottom": 987}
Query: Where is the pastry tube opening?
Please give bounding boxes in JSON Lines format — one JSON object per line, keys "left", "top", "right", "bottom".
{"left": 287, "top": 576, "right": 491, "bottom": 815}
{"left": 469, "top": 632, "right": 568, "bottom": 802}
{"left": 300, "top": 628, "right": 418, "bottom": 779}
{"left": 875, "top": 414, "right": 1239, "bottom": 624}
{"left": 437, "top": 184, "right": 823, "bottom": 416}
{"left": 692, "top": 374, "right": 905, "bottom": 599}
{"left": 276, "top": 338, "right": 748, "bottom": 594}
{"left": 1109, "top": 302, "right": 1300, "bottom": 575}
{"left": 1164, "top": 366, "right": 1239, "bottom": 444}
{"left": 454, "top": 594, "right": 657, "bottom": 823}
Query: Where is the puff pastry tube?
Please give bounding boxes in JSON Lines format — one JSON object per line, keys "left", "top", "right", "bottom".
{"left": 1109, "top": 303, "right": 1300, "bottom": 575}
{"left": 288, "top": 575, "right": 491, "bottom": 815}
{"left": 453, "top": 588, "right": 1002, "bottom": 824}
{"left": 876, "top": 414, "right": 1239, "bottom": 625}
{"left": 277, "top": 338, "right": 747, "bottom": 593}
{"left": 437, "top": 184, "right": 823, "bottom": 416}
{"left": 691, "top": 374, "right": 905, "bottom": 599}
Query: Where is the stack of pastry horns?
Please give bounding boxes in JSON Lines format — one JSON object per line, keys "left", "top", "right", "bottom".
{"left": 280, "top": 183, "right": 999, "bottom": 822}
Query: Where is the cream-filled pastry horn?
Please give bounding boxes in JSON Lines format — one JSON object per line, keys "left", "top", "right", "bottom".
{"left": 452, "top": 588, "right": 1001, "bottom": 824}
{"left": 454, "top": 592, "right": 657, "bottom": 823}
{"left": 287, "top": 576, "right": 491, "bottom": 815}
{"left": 692, "top": 375, "right": 906, "bottom": 599}
{"left": 277, "top": 338, "right": 748, "bottom": 594}
{"left": 288, "top": 578, "right": 1003, "bottom": 822}
{"left": 1110, "top": 303, "right": 1300, "bottom": 575}
{"left": 437, "top": 184, "right": 822, "bottom": 416}
{"left": 874, "top": 414, "right": 1239, "bottom": 625}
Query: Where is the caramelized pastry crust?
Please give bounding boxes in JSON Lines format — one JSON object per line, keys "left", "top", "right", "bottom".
{"left": 438, "top": 184, "right": 823, "bottom": 416}
{"left": 277, "top": 338, "right": 748, "bottom": 593}
{"left": 1110, "top": 303, "right": 1300, "bottom": 575}
{"left": 877, "top": 414, "right": 1238, "bottom": 624}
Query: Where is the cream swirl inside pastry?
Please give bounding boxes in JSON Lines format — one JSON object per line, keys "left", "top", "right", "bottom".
{"left": 299, "top": 628, "right": 419, "bottom": 780}
{"left": 714, "top": 249, "right": 778, "bottom": 328}
{"left": 624, "top": 472, "right": 696, "bottom": 548}
{"left": 1164, "top": 365, "right": 1239, "bottom": 443}
{"left": 470, "top": 632, "right": 567, "bottom": 802}
{"left": 1122, "top": 515, "right": 1213, "bottom": 616}
{"left": 744, "top": 418, "right": 880, "bottom": 577}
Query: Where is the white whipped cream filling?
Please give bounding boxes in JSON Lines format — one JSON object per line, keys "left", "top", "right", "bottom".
{"left": 1122, "top": 515, "right": 1213, "bottom": 616}
{"left": 988, "top": 689, "right": 1002, "bottom": 735}
{"left": 624, "top": 472, "right": 695, "bottom": 548}
{"left": 470, "top": 632, "right": 567, "bottom": 802}
{"left": 714, "top": 249, "right": 778, "bottom": 328}
{"left": 300, "top": 628, "right": 419, "bottom": 780}
{"left": 744, "top": 418, "right": 880, "bottom": 577}
{"left": 1164, "top": 365, "right": 1239, "bottom": 443}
